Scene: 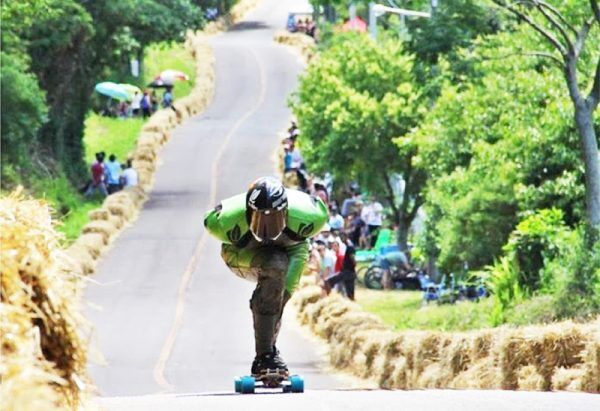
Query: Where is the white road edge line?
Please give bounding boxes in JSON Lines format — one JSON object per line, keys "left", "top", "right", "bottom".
{"left": 152, "top": 47, "right": 268, "bottom": 393}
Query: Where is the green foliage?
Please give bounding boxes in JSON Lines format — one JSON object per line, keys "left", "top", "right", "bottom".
{"left": 291, "top": 32, "right": 427, "bottom": 244}
{"left": 486, "top": 257, "right": 525, "bottom": 325}
{"left": 504, "top": 209, "right": 567, "bottom": 292}
{"left": 0, "top": 52, "right": 48, "bottom": 188}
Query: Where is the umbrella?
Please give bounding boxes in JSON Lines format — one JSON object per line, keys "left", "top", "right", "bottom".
{"left": 94, "top": 82, "right": 129, "bottom": 101}
{"left": 147, "top": 79, "right": 170, "bottom": 89}
{"left": 154, "top": 69, "right": 189, "bottom": 86}
{"left": 119, "top": 83, "right": 142, "bottom": 99}
{"left": 342, "top": 16, "right": 367, "bottom": 33}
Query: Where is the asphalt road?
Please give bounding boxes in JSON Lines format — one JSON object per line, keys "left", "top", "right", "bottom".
{"left": 87, "top": 1, "right": 599, "bottom": 409}
{"left": 86, "top": 0, "right": 346, "bottom": 398}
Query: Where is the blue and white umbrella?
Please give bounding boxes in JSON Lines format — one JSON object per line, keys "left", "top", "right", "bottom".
{"left": 94, "top": 82, "right": 130, "bottom": 101}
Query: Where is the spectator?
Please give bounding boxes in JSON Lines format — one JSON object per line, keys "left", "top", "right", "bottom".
{"left": 346, "top": 211, "right": 365, "bottom": 247}
{"left": 162, "top": 87, "right": 174, "bottom": 108}
{"left": 325, "top": 241, "right": 357, "bottom": 300}
{"left": 361, "top": 198, "right": 384, "bottom": 248}
{"left": 131, "top": 91, "right": 142, "bottom": 116}
{"left": 141, "top": 91, "right": 152, "bottom": 118}
{"left": 118, "top": 100, "right": 130, "bottom": 118}
{"left": 341, "top": 188, "right": 362, "bottom": 217}
{"left": 307, "top": 19, "right": 316, "bottom": 38}
{"left": 85, "top": 152, "right": 108, "bottom": 197}
{"left": 316, "top": 240, "right": 336, "bottom": 295}
{"left": 151, "top": 90, "right": 159, "bottom": 112}
{"left": 283, "top": 144, "right": 293, "bottom": 172}
{"left": 328, "top": 207, "right": 344, "bottom": 231}
{"left": 121, "top": 159, "right": 138, "bottom": 188}
{"left": 105, "top": 154, "right": 122, "bottom": 194}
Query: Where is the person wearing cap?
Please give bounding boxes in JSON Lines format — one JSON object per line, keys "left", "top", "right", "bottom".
{"left": 204, "top": 177, "right": 328, "bottom": 376}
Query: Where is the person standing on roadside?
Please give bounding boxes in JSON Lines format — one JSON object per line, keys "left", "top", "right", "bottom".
{"left": 325, "top": 239, "right": 357, "bottom": 300}
{"left": 141, "top": 91, "right": 152, "bottom": 118}
{"left": 85, "top": 152, "right": 108, "bottom": 197}
{"left": 131, "top": 91, "right": 142, "bottom": 117}
{"left": 105, "top": 154, "right": 122, "bottom": 194}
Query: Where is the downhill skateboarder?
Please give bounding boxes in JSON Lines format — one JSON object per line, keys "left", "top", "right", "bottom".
{"left": 204, "top": 177, "right": 328, "bottom": 376}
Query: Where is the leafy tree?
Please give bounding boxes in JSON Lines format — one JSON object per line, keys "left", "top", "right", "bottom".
{"left": 491, "top": 0, "right": 600, "bottom": 243}
{"left": 291, "top": 32, "right": 426, "bottom": 248}
{"left": 410, "top": 28, "right": 588, "bottom": 271}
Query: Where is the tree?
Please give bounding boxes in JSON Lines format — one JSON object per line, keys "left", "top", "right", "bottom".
{"left": 290, "top": 32, "right": 426, "bottom": 249}
{"left": 491, "top": 0, "right": 600, "bottom": 243}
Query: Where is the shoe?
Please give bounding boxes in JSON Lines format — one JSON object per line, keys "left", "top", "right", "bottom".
{"left": 251, "top": 347, "right": 288, "bottom": 375}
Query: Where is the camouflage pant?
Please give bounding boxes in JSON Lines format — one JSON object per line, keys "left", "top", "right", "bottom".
{"left": 221, "top": 243, "right": 290, "bottom": 356}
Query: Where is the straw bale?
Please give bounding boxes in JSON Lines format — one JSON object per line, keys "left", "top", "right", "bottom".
{"left": 133, "top": 145, "right": 158, "bottom": 164}
{"left": 579, "top": 337, "right": 600, "bottom": 392}
{"left": 552, "top": 366, "right": 585, "bottom": 391}
{"left": 440, "top": 334, "right": 472, "bottom": 380}
{"left": 87, "top": 209, "right": 109, "bottom": 221}
{"left": 74, "top": 233, "right": 106, "bottom": 259}
{"left": 0, "top": 192, "right": 88, "bottom": 408}
{"left": 496, "top": 330, "right": 536, "bottom": 389}
{"left": 137, "top": 131, "right": 164, "bottom": 148}
{"left": 517, "top": 365, "right": 545, "bottom": 390}
{"left": 388, "top": 356, "right": 409, "bottom": 389}
{"left": 292, "top": 284, "right": 322, "bottom": 314}
{"left": 451, "top": 358, "right": 500, "bottom": 389}
{"left": 471, "top": 330, "right": 494, "bottom": 360}
{"left": 81, "top": 220, "right": 115, "bottom": 245}
{"left": 64, "top": 244, "right": 96, "bottom": 275}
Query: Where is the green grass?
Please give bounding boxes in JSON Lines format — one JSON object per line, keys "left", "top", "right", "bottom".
{"left": 30, "top": 176, "right": 102, "bottom": 243}
{"left": 356, "top": 288, "right": 494, "bottom": 332}
{"left": 83, "top": 114, "right": 144, "bottom": 164}
{"left": 143, "top": 42, "right": 196, "bottom": 99}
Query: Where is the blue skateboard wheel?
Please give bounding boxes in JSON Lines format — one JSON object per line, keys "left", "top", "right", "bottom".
{"left": 240, "top": 376, "right": 255, "bottom": 394}
{"left": 234, "top": 377, "right": 242, "bottom": 393}
{"left": 289, "top": 375, "right": 304, "bottom": 393}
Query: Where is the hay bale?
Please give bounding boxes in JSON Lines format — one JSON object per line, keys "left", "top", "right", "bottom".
{"left": 81, "top": 220, "right": 115, "bottom": 245}
{"left": 88, "top": 209, "right": 109, "bottom": 221}
{"left": 580, "top": 337, "right": 600, "bottom": 393}
{"left": 552, "top": 366, "right": 586, "bottom": 391}
{"left": 74, "top": 233, "right": 106, "bottom": 260}
{"left": 451, "top": 357, "right": 500, "bottom": 389}
{"left": 517, "top": 365, "right": 545, "bottom": 390}
{"left": 0, "top": 191, "right": 88, "bottom": 408}
{"left": 496, "top": 330, "right": 535, "bottom": 389}
{"left": 64, "top": 244, "right": 96, "bottom": 275}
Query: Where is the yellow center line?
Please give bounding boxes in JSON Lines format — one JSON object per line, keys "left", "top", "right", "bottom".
{"left": 153, "top": 46, "right": 268, "bottom": 392}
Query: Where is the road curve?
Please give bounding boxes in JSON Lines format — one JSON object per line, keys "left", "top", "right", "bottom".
{"left": 85, "top": 0, "right": 346, "bottom": 397}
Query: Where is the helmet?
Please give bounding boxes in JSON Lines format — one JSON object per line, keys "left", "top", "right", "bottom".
{"left": 246, "top": 177, "right": 288, "bottom": 241}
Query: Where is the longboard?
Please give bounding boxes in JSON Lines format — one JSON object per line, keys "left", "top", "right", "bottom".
{"left": 234, "top": 370, "right": 304, "bottom": 394}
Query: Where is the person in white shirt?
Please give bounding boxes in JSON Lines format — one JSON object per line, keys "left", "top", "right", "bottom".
{"left": 120, "top": 159, "right": 138, "bottom": 187}
{"left": 131, "top": 91, "right": 142, "bottom": 117}
{"left": 328, "top": 207, "right": 345, "bottom": 231}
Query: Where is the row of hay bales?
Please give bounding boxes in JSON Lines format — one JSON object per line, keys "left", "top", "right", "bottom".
{"left": 292, "top": 277, "right": 600, "bottom": 393}
{"left": 0, "top": 192, "right": 89, "bottom": 410}
{"left": 273, "top": 30, "right": 316, "bottom": 63}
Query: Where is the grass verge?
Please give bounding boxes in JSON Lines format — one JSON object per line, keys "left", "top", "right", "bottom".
{"left": 143, "top": 42, "right": 197, "bottom": 99}
{"left": 355, "top": 288, "right": 494, "bottom": 331}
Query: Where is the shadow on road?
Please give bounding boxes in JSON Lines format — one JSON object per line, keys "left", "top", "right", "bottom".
{"left": 230, "top": 21, "right": 270, "bottom": 31}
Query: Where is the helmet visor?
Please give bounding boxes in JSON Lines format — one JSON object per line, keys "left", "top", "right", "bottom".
{"left": 249, "top": 209, "right": 286, "bottom": 241}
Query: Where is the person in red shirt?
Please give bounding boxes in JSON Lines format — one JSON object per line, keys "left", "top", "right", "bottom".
{"left": 85, "top": 152, "right": 108, "bottom": 197}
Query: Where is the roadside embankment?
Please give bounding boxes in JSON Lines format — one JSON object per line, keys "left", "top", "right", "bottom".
{"left": 273, "top": 30, "right": 316, "bottom": 63}
{"left": 292, "top": 278, "right": 600, "bottom": 393}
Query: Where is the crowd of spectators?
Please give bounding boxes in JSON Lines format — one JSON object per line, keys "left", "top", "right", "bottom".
{"left": 282, "top": 121, "right": 391, "bottom": 299}
{"left": 103, "top": 88, "right": 174, "bottom": 119}
{"left": 287, "top": 15, "right": 316, "bottom": 38}
{"left": 84, "top": 152, "right": 138, "bottom": 198}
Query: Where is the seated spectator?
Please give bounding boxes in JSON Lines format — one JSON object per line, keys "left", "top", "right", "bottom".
{"left": 162, "top": 87, "right": 174, "bottom": 108}
{"left": 121, "top": 159, "right": 138, "bottom": 187}
{"left": 328, "top": 207, "right": 344, "bottom": 231}
{"left": 105, "top": 154, "right": 122, "bottom": 194}
{"left": 85, "top": 152, "right": 108, "bottom": 197}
